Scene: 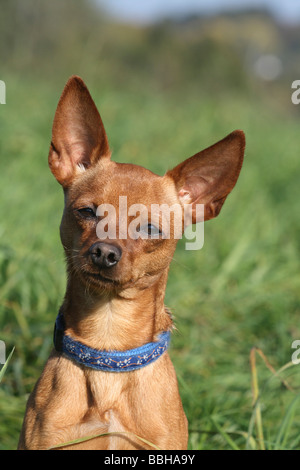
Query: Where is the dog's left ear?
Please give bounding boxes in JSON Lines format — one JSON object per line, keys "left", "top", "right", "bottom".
{"left": 166, "top": 130, "right": 245, "bottom": 222}
{"left": 48, "top": 76, "right": 110, "bottom": 188}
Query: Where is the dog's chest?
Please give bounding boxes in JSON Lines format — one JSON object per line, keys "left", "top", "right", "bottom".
{"left": 103, "top": 409, "right": 126, "bottom": 449}
{"left": 83, "top": 370, "right": 146, "bottom": 449}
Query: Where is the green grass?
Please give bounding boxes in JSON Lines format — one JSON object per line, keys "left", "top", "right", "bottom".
{"left": 1, "top": 77, "right": 300, "bottom": 450}
{"left": 0, "top": 348, "right": 15, "bottom": 384}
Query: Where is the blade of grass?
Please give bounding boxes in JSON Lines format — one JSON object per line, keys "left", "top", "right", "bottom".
{"left": 48, "top": 431, "right": 161, "bottom": 450}
{"left": 264, "top": 361, "right": 296, "bottom": 390}
{"left": 250, "top": 347, "right": 265, "bottom": 450}
{"left": 0, "top": 347, "right": 15, "bottom": 384}
{"left": 248, "top": 350, "right": 296, "bottom": 451}
{"left": 254, "top": 348, "right": 294, "bottom": 392}
{"left": 274, "top": 394, "right": 300, "bottom": 450}
{"left": 3, "top": 300, "right": 31, "bottom": 340}
{"left": 210, "top": 417, "right": 240, "bottom": 450}
{"left": 236, "top": 431, "right": 257, "bottom": 450}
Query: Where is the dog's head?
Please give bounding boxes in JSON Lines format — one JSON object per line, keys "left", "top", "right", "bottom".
{"left": 49, "top": 76, "right": 245, "bottom": 293}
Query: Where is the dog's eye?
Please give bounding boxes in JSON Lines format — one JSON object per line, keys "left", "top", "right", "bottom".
{"left": 77, "top": 207, "right": 96, "bottom": 219}
{"left": 138, "top": 223, "right": 162, "bottom": 238}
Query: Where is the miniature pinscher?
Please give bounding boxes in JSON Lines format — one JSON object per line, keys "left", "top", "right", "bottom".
{"left": 18, "top": 76, "right": 245, "bottom": 449}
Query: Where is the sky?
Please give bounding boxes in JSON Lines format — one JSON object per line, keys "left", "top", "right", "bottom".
{"left": 96, "top": 0, "right": 300, "bottom": 24}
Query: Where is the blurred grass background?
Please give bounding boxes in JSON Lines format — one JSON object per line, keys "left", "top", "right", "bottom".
{"left": 1, "top": 0, "right": 300, "bottom": 450}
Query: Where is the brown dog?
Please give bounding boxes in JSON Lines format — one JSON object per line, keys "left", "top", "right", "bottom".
{"left": 18, "top": 76, "right": 245, "bottom": 450}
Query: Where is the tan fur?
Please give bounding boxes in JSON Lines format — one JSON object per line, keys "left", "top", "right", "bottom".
{"left": 18, "top": 76, "right": 245, "bottom": 450}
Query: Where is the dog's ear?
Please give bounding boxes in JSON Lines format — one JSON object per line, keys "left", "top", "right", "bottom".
{"left": 48, "top": 76, "right": 110, "bottom": 187}
{"left": 166, "top": 130, "right": 245, "bottom": 223}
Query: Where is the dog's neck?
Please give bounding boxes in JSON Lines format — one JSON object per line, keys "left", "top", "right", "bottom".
{"left": 60, "top": 269, "right": 173, "bottom": 351}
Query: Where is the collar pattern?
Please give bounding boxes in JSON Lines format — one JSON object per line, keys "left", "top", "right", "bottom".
{"left": 53, "top": 311, "right": 170, "bottom": 372}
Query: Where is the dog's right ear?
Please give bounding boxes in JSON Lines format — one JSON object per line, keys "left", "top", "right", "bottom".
{"left": 48, "top": 76, "right": 110, "bottom": 187}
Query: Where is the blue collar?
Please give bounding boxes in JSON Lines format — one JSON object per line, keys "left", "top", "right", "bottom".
{"left": 53, "top": 311, "right": 171, "bottom": 372}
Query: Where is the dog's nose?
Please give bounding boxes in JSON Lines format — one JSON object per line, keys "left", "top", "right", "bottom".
{"left": 89, "top": 242, "right": 122, "bottom": 268}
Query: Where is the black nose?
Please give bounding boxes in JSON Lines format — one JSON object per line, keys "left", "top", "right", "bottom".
{"left": 89, "top": 242, "right": 122, "bottom": 268}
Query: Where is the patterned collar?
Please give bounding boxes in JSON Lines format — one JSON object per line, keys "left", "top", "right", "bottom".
{"left": 53, "top": 311, "right": 170, "bottom": 372}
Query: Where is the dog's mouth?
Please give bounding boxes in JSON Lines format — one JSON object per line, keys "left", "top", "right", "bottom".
{"left": 81, "top": 267, "right": 140, "bottom": 291}
{"left": 83, "top": 269, "right": 120, "bottom": 285}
